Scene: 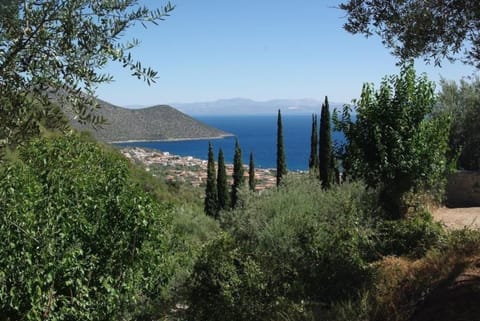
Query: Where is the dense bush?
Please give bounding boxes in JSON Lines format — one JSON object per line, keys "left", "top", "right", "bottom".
{"left": 186, "top": 177, "right": 378, "bottom": 320}
{"left": 186, "top": 233, "right": 275, "bottom": 321}
{"left": 0, "top": 134, "right": 178, "bottom": 320}
{"left": 186, "top": 175, "right": 450, "bottom": 321}
{"left": 437, "top": 77, "right": 480, "bottom": 170}
{"left": 374, "top": 210, "right": 446, "bottom": 258}
{"left": 335, "top": 65, "right": 451, "bottom": 218}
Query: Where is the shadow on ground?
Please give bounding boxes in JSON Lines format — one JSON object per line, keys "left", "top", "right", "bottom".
{"left": 411, "top": 259, "right": 480, "bottom": 321}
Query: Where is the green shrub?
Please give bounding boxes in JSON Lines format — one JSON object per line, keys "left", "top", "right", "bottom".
{"left": 186, "top": 233, "right": 278, "bottom": 321}
{"left": 374, "top": 210, "right": 446, "bottom": 258}
{"left": 221, "top": 176, "right": 377, "bottom": 306}
{"left": 0, "top": 134, "right": 177, "bottom": 321}
{"left": 186, "top": 175, "right": 452, "bottom": 321}
{"left": 335, "top": 65, "right": 451, "bottom": 218}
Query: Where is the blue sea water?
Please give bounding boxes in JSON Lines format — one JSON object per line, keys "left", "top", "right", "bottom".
{"left": 116, "top": 115, "right": 344, "bottom": 171}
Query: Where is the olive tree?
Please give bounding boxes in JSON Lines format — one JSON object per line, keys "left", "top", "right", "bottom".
{"left": 437, "top": 77, "right": 480, "bottom": 170}
{"left": 339, "top": 0, "right": 480, "bottom": 68}
{"left": 0, "top": 0, "right": 174, "bottom": 149}
{"left": 335, "top": 65, "right": 451, "bottom": 218}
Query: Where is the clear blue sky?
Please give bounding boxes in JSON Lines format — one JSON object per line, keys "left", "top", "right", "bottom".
{"left": 96, "top": 0, "right": 477, "bottom": 107}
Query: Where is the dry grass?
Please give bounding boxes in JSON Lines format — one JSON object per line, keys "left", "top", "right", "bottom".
{"left": 367, "top": 229, "right": 480, "bottom": 321}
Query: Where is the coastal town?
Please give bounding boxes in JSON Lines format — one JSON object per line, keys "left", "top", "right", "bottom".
{"left": 121, "top": 147, "right": 278, "bottom": 192}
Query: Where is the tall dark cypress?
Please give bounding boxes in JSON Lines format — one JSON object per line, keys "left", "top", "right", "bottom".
{"left": 217, "top": 148, "right": 229, "bottom": 211}
{"left": 276, "top": 109, "right": 287, "bottom": 186}
{"left": 204, "top": 142, "right": 218, "bottom": 218}
{"left": 309, "top": 113, "right": 319, "bottom": 172}
{"left": 319, "top": 96, "right": 332, "bottom": 189}
{"left": 231, "top": 139, "right": 244, "bottom": 208}
{"left": 248, "top": 152, "right": 256, "bottom": 191}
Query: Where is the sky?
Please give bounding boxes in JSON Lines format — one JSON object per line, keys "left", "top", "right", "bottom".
{"left": 96, "top": 0, "right": 478, "bottom": 107}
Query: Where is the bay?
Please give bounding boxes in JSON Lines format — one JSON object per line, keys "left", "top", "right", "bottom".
{"left": 116, "top": 114, "right": 344, "bottom": 171}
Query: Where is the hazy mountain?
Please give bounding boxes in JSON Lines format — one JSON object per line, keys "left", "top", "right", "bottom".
{"left": 171, "top": 98, "right": 344, "bottom": 115}
{"left": 65, "top": 98, "right": 232, "bottom": 143}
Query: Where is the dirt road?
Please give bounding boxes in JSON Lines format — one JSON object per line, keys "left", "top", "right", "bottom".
{"left": 432, "top": 207, "right": 480, "bottom": 229}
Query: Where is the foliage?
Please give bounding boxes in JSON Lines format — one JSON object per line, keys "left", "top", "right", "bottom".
{"left": 204, "top": 142, "right": 218, "bottom": 218}
{"left": 359, "top": 229, "right": 480, "bottom": 321}
{"left": 319, "top": 96, "right": 333, "bottom": 189}
{"left": 0, "top": 134, "right": 177, "bottom": 321}
{"left": 141, "top": 204, "right": 220, "bottom": 320}
{"left": 0, "top": 92, "right": 71, "bottom": 153}
{"left": 374, "top": 210, "right": 445, "bottom": 258}
{"left": 186, "top": 233, "right": 275, "bottom": 321}
{"left": 276, "top": 109, "right": 287, "bottom": 186}
{"left": 248, "top": 152, "right": 256, "bottom": 191}
{"left": 129, "top": 159, "right": 203, "bottom": 207}
{"left": 309, "top": 113, "right": 319, "bottom": 172}
{"left": 335, "top": 65, "right": 451, "bottom": 218}
{"left": 125, "top": 147, "right": 221, "bottom": 319}
{"left": 221, "top": 177, "right": 377, "bottom": 306}
{"left": 437, "top": 77, "right": 480, "bottom": 170}
{"left": 339, "top": 0, "right": 480, "bottom": 68}
{"left": 0, "top": 0, "right": 174, "bottom": 150}
{"left": 217, "top": 148, "right": 230, "bottom": 212}
{"left": 231, "top": 139, "right": 244, "bottom": 208}
{"left": 187, "top": 172, "right": 452, "bottom": 320}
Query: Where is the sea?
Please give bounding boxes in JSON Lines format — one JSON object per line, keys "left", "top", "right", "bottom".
{"left": 116, "top": 115, "right": 344, "bottom": 171}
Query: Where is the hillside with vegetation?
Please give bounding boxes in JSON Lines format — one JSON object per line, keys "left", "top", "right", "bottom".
{"left": 2, "top": 1, "right": 480, "bottom": 321}
{"left": 65, "top": 98, "right": 232, "bottom": 142}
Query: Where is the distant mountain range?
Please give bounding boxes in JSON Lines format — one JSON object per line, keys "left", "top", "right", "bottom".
{"left": 171, "top": 98, "right": 345, "bottom": 115}
{"left": 66, "top": 98, "right": 232, "bottom": 143}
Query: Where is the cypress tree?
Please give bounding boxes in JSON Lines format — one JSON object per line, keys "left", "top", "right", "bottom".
{"left": 248, "top": 152, "right": 256, "bottom": 191}
{"left": 204, "top": 142, "right": 218, "bottom": 218}
{"left": 217, "top": 148, "right": 229, "bottom": 211}
{"left": 231, "top": 139, "right": 244, "bottom": 208}
{"left": 276, "top": 109, "right": 287, "bottom": 186}
{"left": 319, "top": 96, "right": 333, "bottom": 189}
{"left": 308, "top": 113, "right": 319, "bottom": 172}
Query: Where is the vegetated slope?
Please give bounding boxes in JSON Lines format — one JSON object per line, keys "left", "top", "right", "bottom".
{"left": 66, "top": 98, "right": 232, "bottom": 142}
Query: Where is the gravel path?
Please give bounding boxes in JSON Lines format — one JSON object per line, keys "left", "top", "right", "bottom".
{"left": 433, "top": 207, "right": 480, "bottom": 230}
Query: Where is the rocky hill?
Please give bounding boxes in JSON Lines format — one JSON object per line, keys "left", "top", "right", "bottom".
{"left": 66, "top": 98, "right": 232, "bottom": 143}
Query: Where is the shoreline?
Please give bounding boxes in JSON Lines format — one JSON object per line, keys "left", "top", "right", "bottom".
{"left": 109, "top": 134, "right": 235, "bottom": 144}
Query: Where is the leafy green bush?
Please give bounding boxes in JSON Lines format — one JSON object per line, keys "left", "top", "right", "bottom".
{"left": 437, "top": 78, "right": 480, "bottom": 170}
{"left": 0, "top": 134, "right": 177, "bottom": 321}
{"left": 374, "top": 210, "right": 446, "bottom": 258}
{"left": 186, "top": 175, "right": 451, "bottom": 320}
{"left": 219, "top": 177, "right": 377, "bottom": 305}
{"left": 186, "top": 233, "right": 276, "bottom": 321}
{"left": 335, "top": 65, "right": 451, "bottom": 218}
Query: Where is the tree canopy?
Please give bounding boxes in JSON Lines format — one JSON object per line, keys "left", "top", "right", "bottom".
{"left": 308, "top": 114, "right": 319, "bottom": 173}
{"left": 335, "top": 65, "right": 450, "bottom": 218}
{"left": 0, "top": 134, "right": 177, "bottom": 320}
{"left": 217, "top": 148, "right": 230, "bottom": 212}
{"left": 276, "top": 109, "right": 287, "bottom": 186}
{"left": 339, "top": 1, "right": 480, "bottom": 68}
{"left": 204, "top": 142, "right": 218, "bottom": 218}
{"left": 319, "top": 96, "right": 333, "bottom": 189}
{"left": 231, "top": 139, "right": 244, "bottom": 208}
{"left": 437, "top": 77, "right": 480, "bottom": 170}
{"left": 0, "top": 0, "right": 174, "bottom": 149}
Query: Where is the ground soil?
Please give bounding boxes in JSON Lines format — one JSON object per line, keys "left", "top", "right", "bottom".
{"left": 410, "top": 207, "right": 480, "bottom": 321}
{"left": 432, "top": 207, "right": 480, "bottom": 230}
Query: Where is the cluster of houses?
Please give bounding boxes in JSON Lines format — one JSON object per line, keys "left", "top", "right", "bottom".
{"left": 122, "top": 147, "right": 277, "bottom": 192}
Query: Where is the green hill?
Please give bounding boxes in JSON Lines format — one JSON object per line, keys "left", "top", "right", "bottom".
{"left": 66, "top": 98, "right": 232, "bottom": 142}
